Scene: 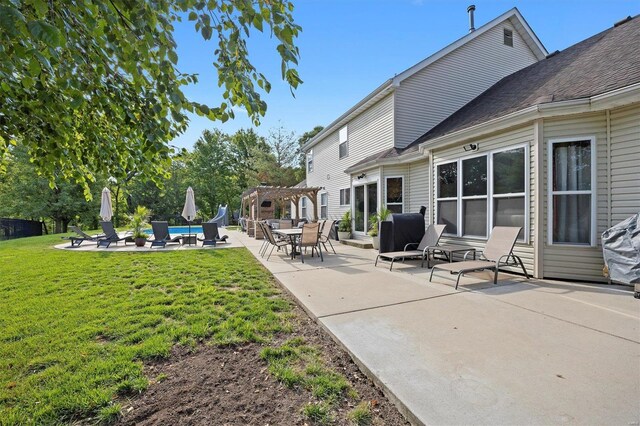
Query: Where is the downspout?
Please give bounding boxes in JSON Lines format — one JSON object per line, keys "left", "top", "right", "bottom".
{"left": 606, "top": 109, "right": 612, "bottom": 228}
{"left": 427, "top": 149, "right": 434, "bottom": 225}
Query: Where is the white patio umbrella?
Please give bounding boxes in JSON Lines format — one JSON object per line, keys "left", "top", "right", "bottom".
{"left": 181, "top": 187, "right": 196, "bottom": 245}
{"left": 100, "top": 187, "right": 113, "bottom": 222}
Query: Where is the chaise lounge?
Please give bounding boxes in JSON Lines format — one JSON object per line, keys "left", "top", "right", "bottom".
{"left": 149, "top": 221, "right": 182, "bottom": 248}
{"left": 375, "top": 224, "right": 446, "bottom": 271}
{"left": 97, "top": 221, "right": 132, "bottom": 248}
{"left": 429, "top": 226, "right": 529, "bottom": 289}
{"left": 62, "top": 226, "right": 103, "bottom": 247}
{"left": 198, "top": 222, "right": 229, "bottom": 246}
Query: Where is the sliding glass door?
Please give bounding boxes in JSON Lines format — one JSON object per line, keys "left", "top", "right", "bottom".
{"left": 353, "top": 182, "right": 377, "bottom": 234}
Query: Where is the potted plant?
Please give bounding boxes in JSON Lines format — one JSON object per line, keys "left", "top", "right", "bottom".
{"left": 337, "top": 210, "right": 352, "bottom": 241}
{"left": 129, "top": 206, "right": 151, "bottom": 247}
{"left": 368, "top": 207, "right": 391, "bottom": 250}
{"left": 368, "top": 215, "right": 380, "bottom": 249}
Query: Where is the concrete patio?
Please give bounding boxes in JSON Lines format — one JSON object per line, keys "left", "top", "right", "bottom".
{"left": 233, "top": 229, "right": 640, "bottom": 425}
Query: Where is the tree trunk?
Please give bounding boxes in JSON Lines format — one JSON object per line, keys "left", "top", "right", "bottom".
{"left": 54, "top": 218, "right": 64, "bottom": 234}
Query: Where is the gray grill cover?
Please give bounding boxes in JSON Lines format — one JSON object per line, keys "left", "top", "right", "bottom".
{"left": 602, "top": 213, "right": 640, "bottom": 285}
{"left": 379, "top": 213, "right": 425, "bottom": 254}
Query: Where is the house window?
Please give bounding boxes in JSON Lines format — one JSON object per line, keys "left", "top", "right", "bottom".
{"left": 462, "top": 155, "right": 488, "bottom": 237}
{"left": 339, "top": 188, "right": 350, "bottom": 206}
{"left": 306, "top": 150, "right": 313, "bottom": 173}
{"left": 436, "top": 145, "right": 528, "bottom": 241}
{"left": 493, "top": 147, "right": 526, "bottom": 240}
{"left": 503, "top": 28, "right": 513, "bottom": 47}
{"left": 385, "top": 177, "right": 403, "bottom": 214}
{"left": 339, "top": 125, "right": 348, "bottom": 159}
{"left": 320, "top": 193, "right": 328, "bottom": 219}
{"left": 548, "top": 138, "right": 596, "bottom": 245}
{"left": 436, "top": 161, "right": 458, "bottom": 235}
{"left": 300, "top": 197, "right": 308, "bottom": 219}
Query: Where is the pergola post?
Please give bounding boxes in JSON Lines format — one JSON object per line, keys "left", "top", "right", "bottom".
{"left": 311, "top": 189, "right": 320, "bottom": 221}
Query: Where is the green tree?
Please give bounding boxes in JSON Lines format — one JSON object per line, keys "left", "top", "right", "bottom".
{"left": 188, "top": 129, "right": 240, "bottom": 217}
{"left": 0, "top": 0, "right": 302, "bottom": 195}
{"left": 0, "top": 147, "right": 102, "bottom": 232}
{"left": 230, "top": 128, "right": 270, "bottom": 190}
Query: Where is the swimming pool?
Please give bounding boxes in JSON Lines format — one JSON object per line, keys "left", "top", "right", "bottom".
{"left": 143, "top": 226, "right": 203, "bottom": 235}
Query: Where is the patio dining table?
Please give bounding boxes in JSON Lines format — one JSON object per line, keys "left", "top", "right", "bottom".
{"left": 272, "top": 228, "right": 302, "bottom": 259}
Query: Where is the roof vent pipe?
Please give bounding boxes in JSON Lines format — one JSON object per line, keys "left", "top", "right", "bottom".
{"left": 467, "top": 5, "right": 476, "bottom": 33}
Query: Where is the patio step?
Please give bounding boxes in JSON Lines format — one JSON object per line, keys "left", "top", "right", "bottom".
{"left": 340, "top": 239, "right": 373, "bottom": 249}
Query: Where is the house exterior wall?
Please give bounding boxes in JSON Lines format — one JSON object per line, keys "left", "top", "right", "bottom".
{"left": 430, "top": 125, "right": 536, "bottom": 275}
{"left": 610, "top": 104, "right": 640, "bottom": 223}
{"left": 379, "top": 160, "right": 430, "bottom": 217}
{"left": 394, "top": 21, "right": 540, "bottom": 148}
{"left": 305, "top": 93, "right": 395, "bottom": 221}
{"left": 542, "top": 106, "right": 640, "bottom": 282}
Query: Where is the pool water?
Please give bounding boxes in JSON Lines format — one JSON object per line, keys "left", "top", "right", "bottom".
{"left": 143, "top": 226, "right": 204, "bottom": 235}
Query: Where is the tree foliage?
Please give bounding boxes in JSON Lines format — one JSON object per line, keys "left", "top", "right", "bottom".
{"left": 0, "top": 0, "right": 302, "bottom": 196}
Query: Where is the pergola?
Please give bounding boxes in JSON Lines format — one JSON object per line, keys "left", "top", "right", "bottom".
{"left": 240, "top": 185, "right": 323, "bottom": 221}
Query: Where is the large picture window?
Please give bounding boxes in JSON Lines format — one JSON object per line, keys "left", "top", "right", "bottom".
{"left": 385, "top": 177, "right": 403, "bottom": 214}
{"left": 436, "top": 162, "right": 458, "bottom": 235}
{"left": 548, "top": 138, "right": 595, "bottom": 245}
{"left": 435, "top": 145, "right": 528, "bottom": 241}
{"left": 320, "top": 193, "right": 328, "bottom": 219}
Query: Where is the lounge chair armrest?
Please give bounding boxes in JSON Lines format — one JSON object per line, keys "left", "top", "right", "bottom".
{"left": 463, "top": 250, "right": 476, "bottom": 260}
{"left": 404, "top": 243, "right": 419, "bottom": 251}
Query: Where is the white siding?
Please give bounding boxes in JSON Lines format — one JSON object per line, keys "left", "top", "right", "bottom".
{"left": 542, "top": 113, "right": 608, "bottom": 282}
{"left": 394, "top": 21, "right": 539, "bottom": 148}
{"left": 431, "top": 125, "right": 536, "bottom": 275}
{"left": 408, "top": 160, "right": 430, "bottom": 217}
{"left": 306, "top": 94, "right": 395, "bottom": 221}
{"left": 610, "top": 105, "right": 640, "bottom": 223}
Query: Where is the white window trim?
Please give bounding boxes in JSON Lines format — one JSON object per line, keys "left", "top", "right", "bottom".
{"left": 435, "top": 159, "right": 459, "bottom": 236}
{"left": 320, "top": 192, "right": 328, "bottom": 219}
{"left": 461, "top": 153, "right": 489, "bottom": 238}
{"left": 306, "top": 150, "right": 313, "bottom": 173}
{"left": 300, "top": 196, "right": 308, "bottom": 219}
{"left": 547, "top": 136, "right": 597, "bottom": 247}
{"left": 385, "top": 176, "right": 404, "bottom": 213}
{"left": 339, "top": 188, "right": 350, "bottom": 206}
{"left": 339, "top": 125, "right": 349, "bottom": 159}
{"left": 434, "top": 144, "right": 530, "bottom": 243}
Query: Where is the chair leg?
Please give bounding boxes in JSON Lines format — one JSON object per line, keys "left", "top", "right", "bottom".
{"left": 429, "top": 267, "right": 436, "bottom": 282}
{"left": 389, "top": 258, "right": 395, "bottom": 271}
{"left": 299, "top": 244, "right": 304, "bottom": 263}
{"left": 375, "top": 255, "right": 380, "bottom": 267}
{"left": 267, "top": 245, "right": 276, "bottom": 260}
{"left": 318, "top": 243, "right": 323, "bottom": 262}
{"left": 455, "top": 272, "right": 463, "bottom": 289}
{"left": 494, "top": 267, "right": 499, "bottom": 284}
{"left": 327, "top": 239, "right": 336, "bottom": 254}
{"left": 516, "top": 255, "right": 530, "bottom": 279}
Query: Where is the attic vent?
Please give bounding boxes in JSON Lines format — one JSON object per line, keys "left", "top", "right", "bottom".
{"left": 503, "top": 28, "right": 513, "bottom": 47}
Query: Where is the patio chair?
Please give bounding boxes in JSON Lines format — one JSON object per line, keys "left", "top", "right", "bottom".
{"left": 429, "top": 226, "right": 530, "bottom": 289}
{"left": 375, "top": 224, "right": 446, "bottom": 271}
{"left": 298, "top": 222, "right": 323, "bottom": 263}
{"left": 97, "top": 221, "right": 131, "bottom": 248}
{"left": 149, "top": 221, "right": 182, "bottom": 248}
{"left": 62, "top": 226, "right": 103, "bottom": 247}
{"left": 198, "top": 222, "right": 221, "bottom": 246}
{"left": 318, "top": 220, "right": 336, "bottom": 254}
{"left": 261, "top": 222, "right": 290, "bottom": 260}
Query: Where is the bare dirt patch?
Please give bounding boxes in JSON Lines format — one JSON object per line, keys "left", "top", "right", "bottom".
{"left": 118, "top": 304, "right": 409, "bottom": 425}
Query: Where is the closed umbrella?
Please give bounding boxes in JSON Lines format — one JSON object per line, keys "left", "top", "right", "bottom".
{"left": 100, "top": 188, "right": 113, "bottom": 222}
{"left": 182, "top": 187, "right": 196, "bottom": 245}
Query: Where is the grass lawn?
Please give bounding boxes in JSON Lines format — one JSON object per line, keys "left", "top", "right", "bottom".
{"left": 0, "top": 234, "right": 293, "bottom": 423}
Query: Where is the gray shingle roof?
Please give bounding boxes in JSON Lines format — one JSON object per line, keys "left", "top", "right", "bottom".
{"left": 410, "top": 15, "right": 640, "bottom": 147}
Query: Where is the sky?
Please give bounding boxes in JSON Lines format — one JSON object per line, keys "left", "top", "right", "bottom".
{"left": 171, "top": 0, "right": 639, "bottom": 150}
